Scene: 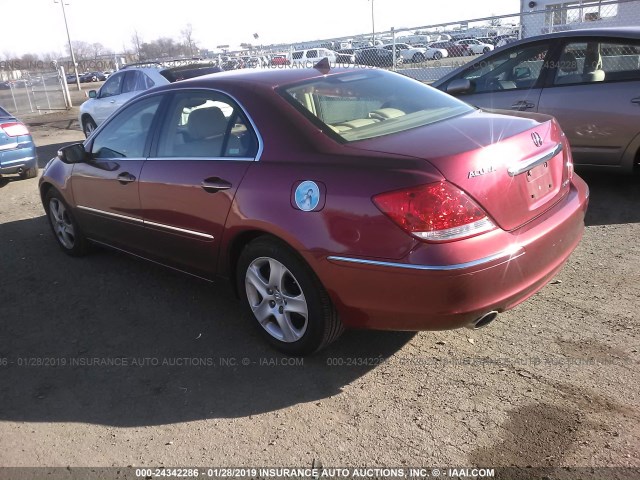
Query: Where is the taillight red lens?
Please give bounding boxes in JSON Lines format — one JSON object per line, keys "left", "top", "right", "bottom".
{"left": 373, "top": 182, "right": 495, "bottom": 242}
{"left": 1, "top": 122, "right": 29, "bottom": 137}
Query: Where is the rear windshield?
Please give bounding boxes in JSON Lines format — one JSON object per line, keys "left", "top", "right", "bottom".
{"left": 280, "top": 70, "right": 473, "bottom": 142}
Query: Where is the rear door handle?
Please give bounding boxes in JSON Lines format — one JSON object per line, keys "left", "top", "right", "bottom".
{"left": 201, "top": 177, "right": 232, "bottom": 193}
{"left": 511, "top": 101, "right": 535, "bottom": 111}
{"left": 117, "top": 172, "right": 136, "bottom": 184}
{"left": 631, "top": 97, "right": 640, "bottom": 105}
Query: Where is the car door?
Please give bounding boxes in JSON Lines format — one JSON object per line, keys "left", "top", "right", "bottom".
{"left": 538, "top": 37, "right": 640, "bottom": 168}
{"left": 439, "top": 40, "right": 554, "bottom": 113}
{"left": 72, "top": 94, "right": 164, "bottom": 251}
{"left": 138, "top": 89, "right": 260, "bottom": 280}
{"left": 91, "top": 71, "right": 125, "bottom": 124}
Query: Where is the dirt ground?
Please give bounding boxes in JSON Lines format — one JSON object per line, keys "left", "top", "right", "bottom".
{"left": 0, "top": 109, "right": 638, "bottom": 473}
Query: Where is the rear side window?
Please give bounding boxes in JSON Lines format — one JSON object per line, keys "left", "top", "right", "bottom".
{"left": 156, "top": 90, "right": 258, "bottom": 159}
{"left": 280, "top": 70, "right": 473, "bottom": 143}
{"left": 100, "top": 73, "right": 123, "bottom": 98}
{"left": 292, "top": 52, "right": 304, "bottom": 60}
{"left": 554, "top": 40, "right": 640, "bottom": 85}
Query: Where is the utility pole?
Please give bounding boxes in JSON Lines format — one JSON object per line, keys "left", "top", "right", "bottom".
{"left": 55, "top": 0, "right": 81, "bottom": 91}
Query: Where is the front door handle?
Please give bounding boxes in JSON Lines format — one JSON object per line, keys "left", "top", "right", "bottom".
{"left": 511, "top": 100, "right": 535, "bottom": 111}
{"left": 631, "top": 97, "right": 640, "bottom": 105}
{"left": 117, "top": 172, "right": 136, "bottom": 184}
{"left": 201, "top": 177, "right": 232, "bottom": 193}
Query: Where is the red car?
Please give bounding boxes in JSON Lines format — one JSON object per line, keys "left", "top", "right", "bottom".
{"left": 39, "top": 67, "right": 588, "bottom": 355}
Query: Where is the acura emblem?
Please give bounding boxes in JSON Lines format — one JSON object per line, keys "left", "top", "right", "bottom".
{"left": 531, "top": 132, "right": 543, "bottom": 147}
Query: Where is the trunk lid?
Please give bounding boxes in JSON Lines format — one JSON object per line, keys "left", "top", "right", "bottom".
{"left": 349, "top": 110, "right": 571, "bottom": 232}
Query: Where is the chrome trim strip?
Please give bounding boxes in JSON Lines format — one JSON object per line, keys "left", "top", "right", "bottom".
{"left": 144, "top": 220, "right": 214, "bottom": 240}
{"left": 77, "top": 205, "right": 143, "bottom": 223}
{"left": 327, "top": 247, "right": 525, "bottom": 272}
{"left": 77, "top": 207, "right": 214, "bottom": 240}
{"left": 145, "top": 156, "right": 254, "bottom": 162}
{"left": 508, "top": 143, "right": 563, "bottom": 177}
{"left": 0, "top": 142, "right": 18, "bottom": 151}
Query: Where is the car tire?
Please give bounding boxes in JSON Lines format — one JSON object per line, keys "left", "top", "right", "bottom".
{"left": 82, "top": 116, "right": 97, "bottom": 138}
{"left": 433, "top": 51, "right": 443, "bottom": 60}
{"left": 44, "top": 189, "right": 89, "bottom": 257}
{"left": 483, "top": 47, "right": 491, "bottom": 54}
{"left": 237, "top": 236, "right": 343, "bottom": 356}
{"left": 20, "top": 166, "right": 38, "bottom": 179}
{"left": 412, "top": 53, "right": 425, "bottom": 63}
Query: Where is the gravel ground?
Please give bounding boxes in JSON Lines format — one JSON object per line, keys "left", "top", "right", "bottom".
{"left": 0, "top": 111, "right": 638, "bottom": 474}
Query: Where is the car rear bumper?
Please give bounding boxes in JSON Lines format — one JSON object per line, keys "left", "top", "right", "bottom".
{"left": 0, "top": 145, "right": 37, "bottom": 174}
{"left": 313, "top": 175, "right": 589, "bottom": 331}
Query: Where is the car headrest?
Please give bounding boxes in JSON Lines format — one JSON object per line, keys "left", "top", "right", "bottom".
{"left": 559, "top": 52, "right": 578, "bottom": 73}
{"left": 188, "top": 107, "right": 227, "bottom": 140}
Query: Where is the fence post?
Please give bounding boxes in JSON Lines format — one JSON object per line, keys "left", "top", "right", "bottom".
{"left": 59, "top": 66, "right": 72, "bottom": 108}
{"left": 42, "top": 75, "right": 52, "bottom": 111}
{"left": 391, "top": 27, "right": 396, "bottom": 71}
{"left": 9, "top": 83, "right": 18, "bottom": 113}
{"left": 24, "top": 80, "right": 34, "bottom": 113}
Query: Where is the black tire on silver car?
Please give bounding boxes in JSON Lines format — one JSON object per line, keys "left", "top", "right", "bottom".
{"left": 44, "top": 189, "right": 89, "bottom": 256}
{"left": 237, "top": 236, "right": 343, "bottom": 356}
{"left": 82, "top": 116, "right": 97, "bottom": 138}
{"left": 433, "top": 51, "right": 443, "bottom": 60}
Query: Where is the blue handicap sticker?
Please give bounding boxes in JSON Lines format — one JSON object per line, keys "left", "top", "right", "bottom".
{"left": 294, "top": 181, "right": 320, "bottom": 212}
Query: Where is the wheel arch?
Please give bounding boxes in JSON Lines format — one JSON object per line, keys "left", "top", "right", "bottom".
{"left": 222, "top": 228, "right": 319, "bottom": 298}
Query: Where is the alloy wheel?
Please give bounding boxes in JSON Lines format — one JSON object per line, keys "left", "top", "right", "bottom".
{"left": 244, "top": 257, "right": 309, "bottom": 343}
{"left": 48, "top": 198, "right": 75, "bottom": 249}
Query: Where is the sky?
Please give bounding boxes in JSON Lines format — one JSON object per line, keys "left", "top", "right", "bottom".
{"left": 2, "top": 0, "right": 520, "bottom": 57}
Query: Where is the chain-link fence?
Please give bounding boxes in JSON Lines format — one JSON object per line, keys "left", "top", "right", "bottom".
{"left": 209, "top": 0, "right": 639, "bottom": 85}
{"left": 0, "top": 67, "right": 71, "bottom": 115}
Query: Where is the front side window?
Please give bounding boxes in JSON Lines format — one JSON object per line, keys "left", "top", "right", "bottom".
{"left": 99, "top": 73, "right": 123, "bottom": 98}
{"left": 91, "top": 95, "right": 162, "bottom": 159}
{"left": 156, "top": 91, "right": 258, "bottom": 158}
{"left": 452, "top": 42, "right": 550, "bottom": 93}
{"left": 280, "top": 70, "right": 473, "bottom": 143}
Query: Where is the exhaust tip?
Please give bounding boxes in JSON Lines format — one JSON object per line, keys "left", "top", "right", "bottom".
{"left": 468, "top": 311, "right": 499, "bottom": 330}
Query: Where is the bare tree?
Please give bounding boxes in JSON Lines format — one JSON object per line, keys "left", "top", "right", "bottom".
{"left": 131, "top": 30, "right": 143, "bottom": 60}
{"left": 90, "top": 42, "right": 111, "bottom": 59}
{"left": 181, "top": 23, "right": 197, "bottom": 57}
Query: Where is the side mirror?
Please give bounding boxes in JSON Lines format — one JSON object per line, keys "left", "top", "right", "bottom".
{"left": 57, "top": 143, "right": 88, "bottom": 164}
{"left": 446, "top": 78, "right": 474, "bottom": 95}
{"left": 88, "top": 90, "right": 97, "bottom": 98}
{"left": 514, "top": 66, "right": 531, "bottom": 79}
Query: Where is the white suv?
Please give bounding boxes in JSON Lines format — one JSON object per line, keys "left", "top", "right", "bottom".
{"left": 289, "top": 48, "right": 338, "bottom": 67}
{"left": 79, "top": 63, "right": 221, "bottom": 137}
{"left": 79, "top": 67, "right": 167, "bottom": 137}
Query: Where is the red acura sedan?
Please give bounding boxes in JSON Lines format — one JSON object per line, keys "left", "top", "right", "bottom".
{"left": 39, "top": 66, "right": 588, "bottom": 355}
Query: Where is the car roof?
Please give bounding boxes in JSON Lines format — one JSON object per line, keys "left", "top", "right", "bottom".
{"left": 522, "top": 26, "right": 640, "bottom": 41}
{"left": 150, "top": 66, "right": 383, "bottom": 92}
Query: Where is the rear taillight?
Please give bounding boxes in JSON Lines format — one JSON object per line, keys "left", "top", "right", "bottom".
{"left": 373, "top": 182, "right": 496, "bottom": 242}
{"left": 0, "top": 122, "right": 29, "bottom": 137}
